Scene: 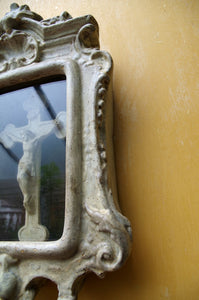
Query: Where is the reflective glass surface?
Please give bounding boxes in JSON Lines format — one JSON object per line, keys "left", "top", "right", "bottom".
{"left": 0, "top": 79, "right": 66, "bottom": 241}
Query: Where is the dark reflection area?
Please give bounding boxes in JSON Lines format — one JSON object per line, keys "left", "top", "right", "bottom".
{"left": 40, "top": 135, "right": 65, "bottom": 241}
{"left": 0, "top": 177, "right": 24, "bottom": 241}
{"left": 0, "top": 78, "right": 66, "bottom": 241}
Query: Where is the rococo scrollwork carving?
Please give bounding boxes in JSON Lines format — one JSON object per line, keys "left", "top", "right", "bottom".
{"left": 0, "top": 254, "right": 18, "bottom": 299}
{"left": 0, "top": 3, "right": 132, "bottom": 299}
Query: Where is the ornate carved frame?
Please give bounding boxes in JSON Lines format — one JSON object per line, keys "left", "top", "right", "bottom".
{"left": 0, "top": 4, "right": 132, "bottom": 300}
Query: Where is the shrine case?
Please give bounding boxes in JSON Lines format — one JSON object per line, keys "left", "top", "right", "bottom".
{"left": 0, "top": 4, "right": 132, "bottom": 300}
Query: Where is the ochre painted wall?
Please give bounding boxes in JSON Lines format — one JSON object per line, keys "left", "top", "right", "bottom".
{"left": 1, "top": 1, "right": 199, "bottom": 299}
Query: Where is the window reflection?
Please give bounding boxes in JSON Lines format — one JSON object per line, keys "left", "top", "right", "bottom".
{"left": 0, "top": 79, "right": 66, "bottom": 241}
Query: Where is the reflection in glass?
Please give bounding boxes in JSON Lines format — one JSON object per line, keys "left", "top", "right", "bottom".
{"left": 0, "top": 79, "right": 66, "bottom": 241}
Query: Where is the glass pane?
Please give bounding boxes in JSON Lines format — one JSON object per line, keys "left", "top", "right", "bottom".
{"left": 0, "top": 79, "right": 66, "bottom": 241}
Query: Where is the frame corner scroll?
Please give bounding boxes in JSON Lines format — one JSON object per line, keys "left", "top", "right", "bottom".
{"left": 0, "top": 3, "right": 132, "bottom": 299}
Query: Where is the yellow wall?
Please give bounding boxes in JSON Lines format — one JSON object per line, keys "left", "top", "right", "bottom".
{"left": 1, "top": 1, "right": 199, "bottom": 299}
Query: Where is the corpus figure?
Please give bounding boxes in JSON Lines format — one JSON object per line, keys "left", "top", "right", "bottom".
{"left": 0, "top": 101, "right": 66, "bottom": 241}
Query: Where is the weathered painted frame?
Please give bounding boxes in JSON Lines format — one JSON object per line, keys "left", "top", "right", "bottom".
{"left": 0, "top": 4, "right": 132, "bottom": 300}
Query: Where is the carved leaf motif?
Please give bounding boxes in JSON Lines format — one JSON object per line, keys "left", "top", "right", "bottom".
{"left": 0, "top": 3, "right": 42, "bottom": 35}
{"left": 0, "top": 32, "right": 38, "bottom": 73}
{"left": 41, "top": 11, "right": 72, "bottom": 25}
{"left": 75, "top": 24, "right": 99, "bottom": 55}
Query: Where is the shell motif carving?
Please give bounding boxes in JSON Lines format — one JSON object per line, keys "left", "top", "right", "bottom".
{"left": 0, "top": 31, "right": 38, "bottom": 73}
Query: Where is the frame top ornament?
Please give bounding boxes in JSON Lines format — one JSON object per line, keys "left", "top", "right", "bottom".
{"left": 0, "top": 2, "right": 99, "bottom": 74}
{"left": 0, "top": 4, "right": 132, "bottom": 300}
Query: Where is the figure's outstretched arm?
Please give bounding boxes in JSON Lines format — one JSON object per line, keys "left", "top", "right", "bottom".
{"left": 34, "top": 120, "right": 56, "bottom": 139}
{"left": 0, "top": 123, "right": 24, "bottom": 148}
{"left": 34, "top": 111, "right": 66, "bottom": 139}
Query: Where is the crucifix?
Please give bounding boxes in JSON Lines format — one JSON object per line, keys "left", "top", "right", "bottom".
{"left": 0, "top": 98, "right": 66, "bottom": 241}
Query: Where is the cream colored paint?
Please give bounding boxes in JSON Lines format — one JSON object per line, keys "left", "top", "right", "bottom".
{"left": 1, "top": 0, "right": 199, "bottom": 299}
